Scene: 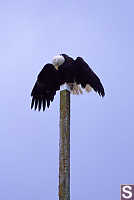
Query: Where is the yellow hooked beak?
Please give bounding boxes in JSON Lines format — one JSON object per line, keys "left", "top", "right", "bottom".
{"left": 55, "top": 65, "right": 59, "bottom": 70}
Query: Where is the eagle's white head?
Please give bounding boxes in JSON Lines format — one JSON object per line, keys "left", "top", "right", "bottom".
{"left": 52, "top": 55, "right": 65, "bottom": 70}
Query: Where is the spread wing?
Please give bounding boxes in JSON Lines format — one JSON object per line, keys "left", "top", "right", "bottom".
{"left": 31, "top": 64, "right": 60, "bottom": 111}
{"left": 74, "top": 57, "right": 105, "bottom": 97}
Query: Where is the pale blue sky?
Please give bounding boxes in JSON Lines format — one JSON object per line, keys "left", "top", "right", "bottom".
{"left": 0, "top": 0, "right": 134, "bottom": 199}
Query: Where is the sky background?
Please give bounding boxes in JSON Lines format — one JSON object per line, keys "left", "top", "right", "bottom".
{"left": 0, "top": 0, "right": 134, "bottom": 199}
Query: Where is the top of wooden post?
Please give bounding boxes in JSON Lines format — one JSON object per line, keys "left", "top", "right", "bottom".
{"left": 60, "top": 83, "right": 71, "bottom": 92}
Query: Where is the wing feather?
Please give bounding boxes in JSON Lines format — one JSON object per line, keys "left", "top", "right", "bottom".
{"left": 75, "top": 57, "right": 105, "bottom": 97}
{"left": 43, "top": 98, "right": 46, "bottom": 111}
{"left": 31, "top": 64, "right": 60, "bottom": 111}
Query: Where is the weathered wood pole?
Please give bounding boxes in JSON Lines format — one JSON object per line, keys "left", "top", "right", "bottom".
{"left": 59, "top": 89, "right": 70, "bottom": 200}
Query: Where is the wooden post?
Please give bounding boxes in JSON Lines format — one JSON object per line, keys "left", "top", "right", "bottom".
{"left": 59, "top": 89, "right": 70, "bottom": 200}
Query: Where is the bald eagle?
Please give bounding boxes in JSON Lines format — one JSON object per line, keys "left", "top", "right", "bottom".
{"left": 31, "top": 54, "right": 105, "bottom": 111}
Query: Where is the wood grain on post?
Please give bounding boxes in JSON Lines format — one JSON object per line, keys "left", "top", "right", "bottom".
{"left": 59, "top": 89, "right": 70, "bottom": 200}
